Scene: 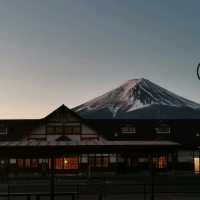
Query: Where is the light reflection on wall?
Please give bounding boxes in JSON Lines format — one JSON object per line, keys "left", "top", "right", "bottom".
{"left": 194, "top": 157, "right": 200, "bottom": 175}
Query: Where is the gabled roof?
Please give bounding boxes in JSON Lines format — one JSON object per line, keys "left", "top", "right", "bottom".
{"left": 56, "top": 135, "right": 71, "bottom": 141}
{"left": 43, "top": 104, "right": 83, "bottom": 121}
{"left": 42, "top": 104, "right": 100, "bottom": 135}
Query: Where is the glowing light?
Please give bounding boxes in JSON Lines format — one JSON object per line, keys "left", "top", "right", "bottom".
{"left": 64, "top": 159, "right": 68, "bottom": 164}
{"left": 194, "top": 157, "right": 200, "bottom": 175}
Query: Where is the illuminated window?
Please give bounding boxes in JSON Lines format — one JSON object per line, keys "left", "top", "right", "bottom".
{"left": 194, "top": 151, "right": 200, "bottom": 175}
{"left": 194, "top": 157, "right": 200, "bottom": 175}
{"left": 17, "top": 159, "right": 24, "bottom": 168}
{"left": 10, "top": 159, "right": 16, "bottom": 164}
{"left": 153, "top": 156, "right": 167, "bottom": 169}
{"left": 25, "top": 159, "right": 31, "bottom": 168}
{"left": 63, "top": 157, "right": 79, "bottom": 169}
{"left": 54, "top": 157, "right": 80, "bottom": 170}
{"left": 55, "top": 158, "right": 63, "bottom": 170}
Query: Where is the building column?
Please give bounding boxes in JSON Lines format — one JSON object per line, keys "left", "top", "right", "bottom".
{"left": 171, "top": 151, "right": 178, "bottom": 173}
{"left": 150, "top": 153, "right": 155, "bottom": 200}
{"left": 6, "top": 158, "right": 10, "bottom": 200}
{"left": 88, "top": 154, "right": 91, "bottom": 178}
{"left": 50, "top": 157, "right": 55, "bottom": 200}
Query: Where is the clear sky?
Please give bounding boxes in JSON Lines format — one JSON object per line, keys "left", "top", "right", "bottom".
{"left": 0, "top": 0, "right": 200, "bottom": 118}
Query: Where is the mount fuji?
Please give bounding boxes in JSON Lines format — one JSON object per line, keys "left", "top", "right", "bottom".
{"left": 73, "top": 78, "right": 200, "bottom": 119}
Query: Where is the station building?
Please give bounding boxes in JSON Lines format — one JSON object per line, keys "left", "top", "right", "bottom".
{"left": 0, "top": 105, "right": 199, "bottom": 175}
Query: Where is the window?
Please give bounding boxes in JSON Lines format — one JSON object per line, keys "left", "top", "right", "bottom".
{"left": 81, "top": 154, "right": 88, "bottom": 163}
{"left": 54, "top": 157, "right": 80, "bottom": 170}
{"left": 31, "top": 159, "right": 38, "bottom": 168}
{"left": 89, "top": 155, "right": 110, "bottom": 168}
{"left": 0, "top": 125, "right": 7, "bottom": 135}
{"left": 63, "top": 157, "right": 79, "bottom": 169}
{"left": 25, "top": 159, "right": 31, "bottom": 168}
{"left": 73, "top": 126, "right": 81, "bottom": 134}
{"left": 16, "top": 159, "right": 24, "bottom": 168}
{"left": 153, "top": 156, "right": 168, "bottom": 169}
{"left": 102, "top": 157, "right": 109, "bottom": 168}
{"left": 64, "top": 126, "right": 73, "bottom": 134}
{"left": 46, "top": 125, "right": 81, "bottom": 135}
{"left": 46, "top": 126, "right": 55, "bottom": 134}
{"left": 10, "top": 159, "right": 16, "bottom": 164}
{"left": 194, "top": 151, "right": 200, "bottom": 175}
{"left": 55, "top": 126, "right": 63, "bottom": 134}
{"left": 155, "top": 124, "right": 170, "bottom": 135}
{"left": 120, "top": 124, "right": 136, "bottom": 135}
{"left": 55, "top": 158, "right": 63, "bottom": 170}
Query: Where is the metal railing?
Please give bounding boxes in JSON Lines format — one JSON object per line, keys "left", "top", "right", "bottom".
{"left": 0, "top": 192, "right": 78, "bottom": 200}
{"left": 1, "top": 175, "right": 200, "bottom": 200}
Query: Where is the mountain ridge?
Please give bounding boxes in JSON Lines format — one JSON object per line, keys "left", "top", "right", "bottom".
{"left": 73, "top": 78, "right": 200, "bottom": 119}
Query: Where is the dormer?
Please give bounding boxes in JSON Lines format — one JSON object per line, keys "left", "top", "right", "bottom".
{"left": 155, "top": 123, "right": 171, "bottom": 135}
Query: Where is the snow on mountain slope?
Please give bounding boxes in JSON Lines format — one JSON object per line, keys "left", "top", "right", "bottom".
{"left": 73, "top": 78, "right": 200, "bottom": 119}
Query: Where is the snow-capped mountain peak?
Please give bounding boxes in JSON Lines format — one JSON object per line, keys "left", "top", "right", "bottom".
{"left": 73, "top": 78, "right": 200, "bottom": 119}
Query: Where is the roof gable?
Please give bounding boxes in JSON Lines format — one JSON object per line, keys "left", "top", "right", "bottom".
{"left": 44, "top": 104, "right": 82, "bottom": 123}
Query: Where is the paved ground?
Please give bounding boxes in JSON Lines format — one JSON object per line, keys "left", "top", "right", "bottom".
{"left": 0, "top": 172, "right": 200, "bottom": 199}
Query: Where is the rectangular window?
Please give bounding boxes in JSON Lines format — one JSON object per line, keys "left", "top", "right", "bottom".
{"left": 89, "top": 155, "right": 110, "bottom": 168}
{"left": 63, "top": 157, "right": 79, "bottom": 169}
{"left": 89, "top": 156, "right": 96, "bottom": 168}
{"left": 55, "top": 158, "right": 63, "bottom": 170}
{"left": 25, "top": 159, "right": 31, "bottom": 168}
{"left": 194, "top": 151, "right": 200, "bottom": 175}
{"left": 55, "top": 126, "right": 63, "bottom": 134}
{"left": 153, "top": 156, "right": 168, "bottom": 169}
{"left": 47, "top": 126, "right": 81, "bottom": 135}
{"left": 120, "top": 125, "right": 136, "bottom": 135}
{"left": 31, "top": 159, "right": 38, "bottom": 168}
{"left": 46, "top": 126, "right": 55, "bottom": 134}
{"left": 81, "top": 154, "right": 88, "bottom": 163}
{"left": 96, "top": 157, "right": 102, "bottom": 168}
{"left": 16, "top": 159, "right": 24, "bottom": 168}
{"left": 64, "top": 126, "right": 73, "bottom": 134}
{"left": 73, "top": 126, "right": 81, "bottom": 134}
{"left": 10, "top": 159, "right": 16, "bottom": 164}
{"left": 0, "top": 126, "right": 7, "bottom": 135}
{"left": 155, "top": 124, "right": 171, "bottom": 134}
{"left": 102, "top": 157, "right": 109, "bottom": 168}
{"left": 64, "top": 126, "right": 81, "bottom": 134}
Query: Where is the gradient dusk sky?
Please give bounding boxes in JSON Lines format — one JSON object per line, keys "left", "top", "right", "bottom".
{"left": 0, "top": 0, "right": 200, "bottom": 118}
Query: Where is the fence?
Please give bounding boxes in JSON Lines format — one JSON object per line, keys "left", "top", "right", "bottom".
{"left": 0, "top": 192, "right": 78, "bottom": 200}
{"left": 1, "top": 175, "right": 200, "bottom": 200}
